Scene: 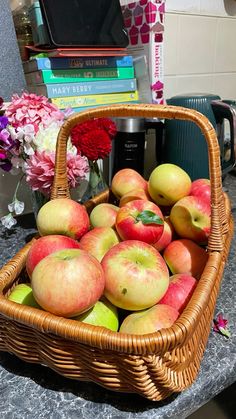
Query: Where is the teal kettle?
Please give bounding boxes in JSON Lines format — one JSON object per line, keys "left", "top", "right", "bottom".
{"left": 162, "top": 93, "right": 236, "bottom": 180}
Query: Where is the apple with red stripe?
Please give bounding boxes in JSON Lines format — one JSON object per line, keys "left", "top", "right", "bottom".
{"left": 115, "top": 199, "right": 164, "bottom": 244}
{"left": 36, "top": 198, "right": 90, "bottom": 240}
{"left": 119, "top": 304, "right": 179, "bottom": 335}
{"left": 101, "top": 240, "right": 169, "bottom": 311}
{"left": 163, "top": 238, "right": 208, "bottom": 279}
{"left": 190, "top": 178, "right": 211, "bottom": 206}
{"left": 26, "top": 234, "right": 81, "bottom": 278}
{"left": 111, "top": 168, "right": 148, "bottom": 199}
{"left": 158, "top": 273, "right": 198, "bottom": 313}
{"left": 170, "top": 195, "right": 211, "bottom": 245}
{"left": 80, "top": 227, "right": 120, "bottom": 262}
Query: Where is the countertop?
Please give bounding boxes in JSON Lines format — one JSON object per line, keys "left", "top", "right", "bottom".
{"left": 0, "top": 174, "right": 236, "bottom": 419}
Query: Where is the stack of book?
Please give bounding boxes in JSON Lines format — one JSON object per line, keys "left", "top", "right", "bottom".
{"left": 23, "top": 54, "right": 139, "bottom": 112}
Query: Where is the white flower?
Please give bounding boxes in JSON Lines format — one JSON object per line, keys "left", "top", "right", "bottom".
{"left": 1, "top": 213, "right": 17, "bottom": 229}
{"left": 33, "top": 121, "right": 77, "bottom": 155}
{"left": 7, "top": 125, "right": 18, "bottom": 141}
{"left": 23, "top": 142, "right": 35, "bottom": 156}
{"left": 8, "top": 199, "right": 24, "bottom": 215}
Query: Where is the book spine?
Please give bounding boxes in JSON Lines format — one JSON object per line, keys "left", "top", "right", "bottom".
{"left": 25, "top": 68, "right": 135, "bottom": 84}
{"left": 34, "top": 79, "right": 137, "bottom": 98}
{"left": 51, "top": 91, "right": 139, "bottom": 109}
{"left": 23, "top": 56, "right": 134, "bottom": 73}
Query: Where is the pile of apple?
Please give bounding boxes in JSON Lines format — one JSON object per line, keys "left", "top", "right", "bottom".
{"left": 8, "top": 163, "right": 211, "bottom": 335}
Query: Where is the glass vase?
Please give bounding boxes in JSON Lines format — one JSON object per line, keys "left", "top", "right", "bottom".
{"left": 81, "top": 160, "right": 108, "bottom": 203}
{"left": 30, "top": 190, "right": 49, "bottom": 218}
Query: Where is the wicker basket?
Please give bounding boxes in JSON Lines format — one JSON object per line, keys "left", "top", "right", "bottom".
{"left": 0, "top": 104, "right": 233, "bottom": 401}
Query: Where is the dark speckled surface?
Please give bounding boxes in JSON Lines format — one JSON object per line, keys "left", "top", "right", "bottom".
{"left": 0, "top": 175, "right": 235, "bottom": 419}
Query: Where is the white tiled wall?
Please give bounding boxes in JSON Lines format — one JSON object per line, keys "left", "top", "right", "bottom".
{"left": 163, "top": 0, "right": 236, "bottom": 100}
{"left": 121, "top": 0, "right": 236, "bottom": 100}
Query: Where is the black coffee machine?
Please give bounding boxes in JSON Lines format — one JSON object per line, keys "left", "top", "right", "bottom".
{"left": 109, "top": 117, "right": 164, "bottom": 183}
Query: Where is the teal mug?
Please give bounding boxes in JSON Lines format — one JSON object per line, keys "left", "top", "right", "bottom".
{"left": 162, "top": 93, "right": 236, "bottom": 180}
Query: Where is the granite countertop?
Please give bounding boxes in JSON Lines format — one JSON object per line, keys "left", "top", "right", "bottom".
{"left": 0, "top": 174, "right": 236, "bottom": 419}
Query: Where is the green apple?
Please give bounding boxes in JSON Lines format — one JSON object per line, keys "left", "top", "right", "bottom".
{"left": 148, "top": 163, "right": 192, "bottom": 206}
{"left": 73, "top": 297, "right": 119, "bottom": 331}
{"left": 8, "top": 283, "right": 40, "bottom": 308}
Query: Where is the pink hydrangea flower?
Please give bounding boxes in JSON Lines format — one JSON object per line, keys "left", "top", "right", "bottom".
{"left": 5, "top": 92, "right": 64, "bottom": 134}
{"left": 25, "top": 151, "right": 89, "bottom": 197}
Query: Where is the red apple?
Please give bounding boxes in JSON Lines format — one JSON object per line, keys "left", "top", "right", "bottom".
{"left": 101, "top": 240, "right": 169, "bottom": 311}
{"left": 119, "top": 303, "right": 179, "bottom": 334}
{"left": 158, "top": 273, "right": 197, "bottom": 313}
{"left": 116, "top": 199, "right": 164, "bottom": 244}
{"left": 163, "top": 238, "right": 208, "bottom": 279}
{"left": 36, "top": 198, "right": 90, "bottom": 240}
{"left": 80, "top": 227, "right": 120, "bottom": 262}
{"left": 26, "top": 235, "right": 81, "bottom": 278}
{"left": 111, "top": 168, "right": 147, "bottom": 199}
{"left": 119, "top": 188, "right": 150, "bottom": 207}
{"left": 153, "top": 216, "right": 175, "bottom": 252}
{"left": 190, "top": 178, "right": 211, "bottom": 206}
{"left": 170, "top": 195, "right": 211, "bottom": 244}
{"left": 31, "top": 248, "right": 105, "bottom": 317}
{"left": 89, "top": 203, "right": 119, "bottom": 228}
{"left": 148, "top": 163, "right": 192, "bottom": 206}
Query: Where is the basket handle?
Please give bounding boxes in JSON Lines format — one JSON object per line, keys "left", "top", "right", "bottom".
{"left": 51, "top": 103, "right": 227, "bottom": 252}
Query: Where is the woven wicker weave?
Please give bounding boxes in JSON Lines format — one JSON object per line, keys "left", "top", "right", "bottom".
{"left": 0, "top": 104, "right": 233, "bottom": 401}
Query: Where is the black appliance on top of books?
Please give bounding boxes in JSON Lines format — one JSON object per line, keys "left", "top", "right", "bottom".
{"left": 38, "top": 0, "right": 129, "bottom": 48}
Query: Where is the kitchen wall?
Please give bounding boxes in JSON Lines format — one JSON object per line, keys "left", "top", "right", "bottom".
{"left": 164, "top": 0, "right": 236, "bottom": 100}
{"left": 121, "top": 0, "right": 236, "bottom": 100}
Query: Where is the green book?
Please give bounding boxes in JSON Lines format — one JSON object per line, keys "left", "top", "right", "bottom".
{"left": 25, "top": 67, "right": 135, "bottom": 84}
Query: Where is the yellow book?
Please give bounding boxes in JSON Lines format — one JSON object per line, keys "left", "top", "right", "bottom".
{"left": 51, "top": 91, "right": 139, "bottom": 109}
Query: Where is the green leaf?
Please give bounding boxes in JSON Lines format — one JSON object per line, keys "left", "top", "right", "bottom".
{"left": 136, "top": 210, "right": 164, "bottom": 225}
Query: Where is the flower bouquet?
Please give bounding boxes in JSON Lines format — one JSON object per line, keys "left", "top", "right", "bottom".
{"left": 0, "top": 92, "right": 116, "bottom": 228}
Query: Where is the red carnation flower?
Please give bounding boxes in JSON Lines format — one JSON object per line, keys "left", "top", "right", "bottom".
{"left": 71, "top": 117, "right": 117, "bottom": 161}
{"left": 73, "top": 128, "right": 112, "bottom": 161}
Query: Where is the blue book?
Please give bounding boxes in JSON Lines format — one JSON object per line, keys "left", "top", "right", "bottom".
{"left": 26, "top": 78, "right": 137, "bottom": 98}
{"left": 23, "top": 56, "right": 133, "bottom": 73}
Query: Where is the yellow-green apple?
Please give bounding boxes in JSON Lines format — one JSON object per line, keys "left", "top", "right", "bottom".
{"left": 89, "top": 203, "right": 119, "bottom": 228}
{"left": 36, "top": 198, "right": 90, "bottom": 240}
{"left": 153, "top": 216, "right": 175, "bottom": 252}
{"left": 190, "top": 178, "right": 211, "bottom": 206}
{"left": 31, "top": 248, "right": 105, "bottom": 317}
{"left": 148, "top": 163, "right": 192, "bottom": 206}
{"left": 101, "top": 240, "right": 169, "bottom": 311}
{"left": 119, "top": 303, "right": 179, "bottom": 334}
{"left": 116, "top": 199, "right": 164, "bottom": 244}
{"left": 170, "top": 195, "right": 211, "bottom": 244}
{"left": 8, "top": 283, "right": 40, "bottom": 308}
{"left": 119, "top": 188, "right": 150, "bottom": 207}
{"left": 79, "top": 227, "right": 120, "bottom": 262}
{"left": 111, "top": 168, "right": 147, "bottom": 199}
{"left": 73, "top": 296, "right": 119, "bottom": 331}
{"left": 26, "top": 235, "right": 81, "bottom": 278}
{"left": 163, "top": 238, "right": 208, "bottom": 279}
{"left": 158, "top": 273, "right": 197, "bottom": 313}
